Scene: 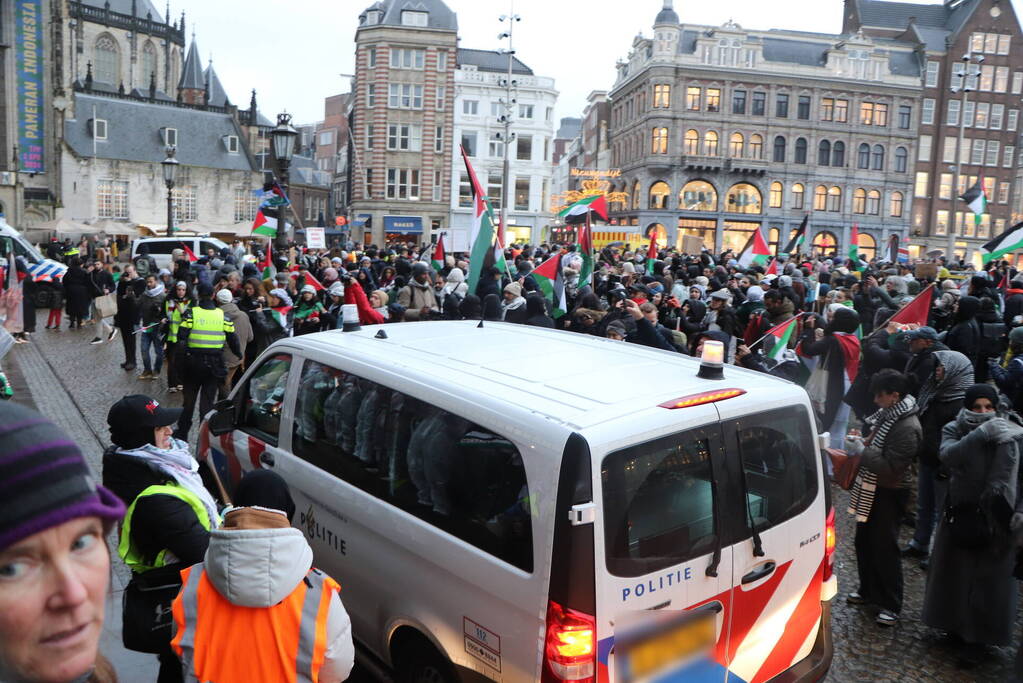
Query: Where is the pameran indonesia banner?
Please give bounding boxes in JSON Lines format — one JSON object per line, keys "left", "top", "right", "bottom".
{"left": 16, "top": 0, "right": 44, "bottom": 174}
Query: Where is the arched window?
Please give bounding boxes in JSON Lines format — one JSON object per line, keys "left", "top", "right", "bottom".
{"left": 773, "top": 135, "right": 786, "bottom": 162}
{"left": 792, "top": 183, "right": 805, "bottom": 209}
{"left": 649, "top": 181, "right": 671, "bottom": 209}
{"left": 813, "top": 230, "right": 839, "bottom": 257}
{"left": 813, "top": 185, "right": 827, "bottom": 211}
{"left": 894, "top": 146, "right": 908, "bottom": 173}
{"left": 94, "top": 34, "right": 120, "bottom": 84}
{"left": 832, "top": 141, "right": 845, "bottom": 167}
{"left": 730, "top": 132, "right": 745, "bottom": 157}
{"left": 726, "top": 183, "right": 762, "bottom": 214}
{"left": 857, "top": 143, "right": 870, "bottom": 169}
{"left": 818, "top": 140, "right": 831, "bottom": 166}
{"left": 651, "top": 127, "right": 668, "bottom": 154}
{"left": 853, "top": 188, "right": 866, "bottom": 214}
{"left": 867, "top": 189, "right": 881, "bottom": 215}
{"left": 890, "top": 191, "right": 904, "bottom": 217}
{"left": 679, "top": 180, "right": 717, "bottom": 211}
{"left": 827, "top": 186, "right": 842, "bottom": 212}
{"left": 857, "top": 232, "right": 877, "bottom": 260}
{"left": 684, "top": 129, "right": 699, "bottom": 155}
{"left": 795, "top": 138, "right": 807, "bottom": 164}
{"left": 872, "top": 144, "right": 885, "bottom": 170}
{"left": 632, "top": 180, "right": 641, "bottom": 209}
{"left": 750, "top": 134, "right": 763, "bottom": 159}
{"left": 704, "top": 130, "right": 719, "bottom": 156}
{"left": 769, "top": 181, "right": 783, "bottom": 208}
{"left": 141, "top": 41, "right": 157, "bottom": 86}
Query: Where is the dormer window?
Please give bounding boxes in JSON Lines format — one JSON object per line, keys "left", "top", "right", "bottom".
{"left": 401, "top": 10, "right": 428, "bottom": 27}
{"left": 89, "top": 119, "right": 108, "bottom": 140}
{"left": 161, "top": 127, "right": 177, "bottom": 146}
{"left": 224, "top": 135, "right": 239, "bottom": 153}
{"left": 365, "top": 10, "right": 381, "bottom": 25}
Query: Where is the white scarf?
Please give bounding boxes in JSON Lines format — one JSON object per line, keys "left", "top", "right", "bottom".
{"left": 117, "top": 438, "right": 219, "bottom": 525}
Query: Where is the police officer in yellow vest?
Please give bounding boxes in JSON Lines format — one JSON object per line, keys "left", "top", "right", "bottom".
{"left": 173, "top": 282, "right": 241, "bottom": 440}
{"left": 103, "top": 394, "right": 223, "bottom": 682}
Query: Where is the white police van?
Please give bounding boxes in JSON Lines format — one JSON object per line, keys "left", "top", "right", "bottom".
{"left": 131, "top": 235, "right": 229, "bottom": 269}
{"left": 201, "top": 321, "right": 836, "bottom": 683}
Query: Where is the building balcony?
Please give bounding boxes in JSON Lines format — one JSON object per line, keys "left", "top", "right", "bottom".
{"left": 680, "top": 154, "right": 724, "bottom": 172}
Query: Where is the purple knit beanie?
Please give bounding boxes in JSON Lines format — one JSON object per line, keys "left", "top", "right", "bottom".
{"left": 0, "top": 402, "right": 124, "bottom": 550}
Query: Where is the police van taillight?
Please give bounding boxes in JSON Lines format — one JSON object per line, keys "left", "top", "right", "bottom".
{"left": 823, "top": 506, "right": 837, "bottom": 582}
{"left": 542, "top": 600, "right": 595, "bottom": 682}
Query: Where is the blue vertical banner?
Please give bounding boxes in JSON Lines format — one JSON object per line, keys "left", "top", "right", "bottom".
{"left": 15, "top": 0, "right": 44, "bottom": 173}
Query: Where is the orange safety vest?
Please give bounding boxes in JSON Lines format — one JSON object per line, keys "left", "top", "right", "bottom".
{"left": 170, "top": 564, "right": 340, "bottom": 683}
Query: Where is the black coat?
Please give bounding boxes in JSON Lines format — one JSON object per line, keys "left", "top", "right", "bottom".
{"left": 63, "top": 266, "right": 91, "bottom": 318}
{"left": 115, "top": 276, "right": 145, "bottom": 327}
{"left": 101, "top": 448, "right": 210, "bottom": 569}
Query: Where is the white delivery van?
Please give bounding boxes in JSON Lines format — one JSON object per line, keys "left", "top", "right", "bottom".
{"left": 200, "top": 321, "right": 836, "bottom": 683}
{"left": 131, "top": 235, "right": 229, "bottom": 269}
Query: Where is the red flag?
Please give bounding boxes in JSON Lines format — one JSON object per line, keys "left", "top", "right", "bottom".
{"left": 888, "top": 283, "right": 936, "bottom": 327}
{"left": 431, "top": 235, "right": 445, "bottom": 272}
{"left": 180, "top": 242, "right": 198, "bottom": 263}
{"left": 290, "top": 268, "right": 325, "bottom": 292}
{"left": 262, "top": 242, "right": 273, "bottom": 274}
{"left": 765, "top": 259, "right": 778, "bottom": 275}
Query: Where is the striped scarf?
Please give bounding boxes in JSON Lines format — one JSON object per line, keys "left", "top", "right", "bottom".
{"left": 848, "top": 394, "right": 917, "bottom": 523}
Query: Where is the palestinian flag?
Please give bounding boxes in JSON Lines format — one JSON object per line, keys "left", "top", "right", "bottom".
{"left": 888, "top": 283, "right": 935, "bottom": 326}
{"left": 462, "top": 145, "right": 507, "bottom": 294}
{"left": 180, "top": 242, "right": 198, "bottom": 263}
{"left": 431, "top": 235, "right": 445, "bottom": 272}
{"left": 290, "top": 267, "right": 324, "bottom": 292}
{"left": 646, "top": 234, "right": 658, "bottom": 275}
{"left": 269, "top": 305, "right": 291, "bottom": 330}
{"left": 252, "top": 208, "right": 279, "bottom": 237}
{"left": 577, "top": 217, "right": 594, "bottom": 286}
{"left": 261, "top": 241, "right": 275, "bottom": 280}
{"left": 532, "top": 252, "right": 567, "bottom": 318}
{"left": 558, "top": 195, "right": 608, "bottom": 225}
{"left": 764, "top": 259, "right": 778, "bottom": 276}
{"left": 961, "top": 178, "right": 988, "bottom": 227}
{"left": 256, "top": 182, "right": 290, "bottom": 208}
{"left": 980, "top": 221, "right": 1023, "bottom": 264}
{"left": 764, "top": 316, "right": 798, "bottom": 360}
{"left": 782, "top": 215, "right": 808, "bottom": 256}
{"left": 738, "top": 227, "right": 770, "bottom": 268}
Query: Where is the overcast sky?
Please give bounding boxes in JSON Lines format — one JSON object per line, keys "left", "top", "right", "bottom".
{"left": 174, "top": 0, "right": 1023, "bottom": 126}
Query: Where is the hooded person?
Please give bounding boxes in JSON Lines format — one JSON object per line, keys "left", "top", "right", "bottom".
{"left": 458, "top": 294, "right": 482, "bottom": 320}
{"left": 397, "top": 262, "right": 439, "bottom": 321}
{"left": 735, "top": 285, "right": 765, "bottom": 328}
{"left": 922, "top": 383, "right": 1023, "bottom": 663}
{"left": 945, "top": 295, "right": 982, "bottom": 373}
{"left": 481, "top": 293, "right": 503, "bottom": 322}
{"left": 799, "top": 306, "right": 861, "bottom": 449}
{"left": 501, "top": 282, "right": 529, "bottom": 324}
{"left": 990, "top": 326, "right": 1023, "bottom": 409}
{"left": 777, "top": 274, "right": 803, "bottom": 310}
{"left": 523, "top": 292, "right": 555, "bottom": 328}
{"left": 170, "top": 470, "right": 354, "bottom": 683}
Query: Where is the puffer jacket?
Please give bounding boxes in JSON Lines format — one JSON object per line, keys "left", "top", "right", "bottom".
{"left": 197, "top": 508, "right": 353, "bottom": 683}
{"left": 861, "top": 411, "right": 922, "bottom": 489}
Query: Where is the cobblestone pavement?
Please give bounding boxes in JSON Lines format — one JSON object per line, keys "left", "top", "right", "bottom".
{"left": 8, "top": 313, "right": 1021, "bottom": 681}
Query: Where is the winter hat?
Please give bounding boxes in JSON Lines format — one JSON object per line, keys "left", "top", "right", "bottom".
{"left": 745, "top": 287, "right": 764, "bottom": 302}
{"left": 504, "top": 282, "right": 523, "bottom": 297}
{"left": 328, "top": 282, "right": 344, "bottom": 297}
{"left": 159, "top": 268, "right": 171, "bottom": 277}
{"left": 1009, "top": 326, "right": 1023, "bottom": 347}
{"left": 331, "top": 257, "right": 343, "bottom": 266}
{"left": 0, "top": 403, "right": 124, "bottom": 550}
{"left": 621, "top": 262, "right": 636, "bottom": 275}
{"left": 175, "top": 280, "right": 188, "bottom": 290}
{"left": 710, "top": 289, "right": 731, "bottom": 301}
{"left": 695, "top": 276, "right": 709, "bottom": 287}
{"left": 322, "top": 267, "right": 339, "bottom": 282}
{"left": 606, "top": 320, "right": 628, "bottom": 338}
{"left": 233, "top": 469, "right": 296, "bottom": 522}
{"left": 215, "top": 289, "right": 233, "bottom": 305}
{"left": 964, "top": 383, "right": 999, "bottom": 410}
{"left": 197, "top": 282, "right": 214, "bottom": 298}
{"left": 269, "top": 288, "right": 293, "bottom": 307}
{"left": 778, "top": 275, "right": 793, "bottom": 288}
{"left": 301, "top": 284, "right": 316, "bottom": 296}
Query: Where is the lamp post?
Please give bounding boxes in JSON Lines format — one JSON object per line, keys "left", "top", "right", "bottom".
{"left": 948, "top": 52, "right": 984, "bottom": 264}
{"left": 161, "top": 145, "right": 178, "bottom": 237}
{"left": 498, "top": 11, "right": 521, "bottom": 250}
{"left": 270, "top": 112, "right": 298, "bottom": 249}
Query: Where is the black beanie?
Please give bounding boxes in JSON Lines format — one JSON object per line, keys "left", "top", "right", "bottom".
{"left": 964, "top": 383, "right": 999, "bottom": 410}
{"left": 233, "top": 470, "right": 296, "bottom": 521}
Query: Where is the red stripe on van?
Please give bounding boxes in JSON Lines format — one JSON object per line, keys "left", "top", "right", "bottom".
{"left": 247, "top": 436, "right": 265, "bottom": 469}
{"left": 750, "top": 557, "right": 825, "bottom": 682}
{"left": 724, "top": 560, "right": 792, "bottom": 664}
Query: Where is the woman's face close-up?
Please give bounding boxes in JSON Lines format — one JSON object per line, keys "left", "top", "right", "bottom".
{"left": 972, "top": 398, "right": 996, "bottom": 413}
{"left": 0, "top": 517, "right": 110, "bottom": 683}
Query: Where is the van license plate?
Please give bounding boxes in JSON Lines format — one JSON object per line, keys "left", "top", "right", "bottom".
{"left": 617, "top": 612, "right": 715, "bottom": 681}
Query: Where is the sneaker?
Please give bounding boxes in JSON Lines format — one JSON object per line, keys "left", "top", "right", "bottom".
{"left": 89, "top": 337, "right": 103, "bottom": 345}
{"left": 176, "top": 385, "right": 183, "bottom": 392}
{"left": 138, "top": 371, "right": 152, "bottom": 380}
{"left": 846, "top": 592, "right": 868, "bottom": 605}
{"left": 107, "top": 328, "right": 119, "bottom": 342}
{"left": 876, "top": 610, "right": 899, "bottom": 627}
{"left": 901, "top": 544, "right": 928, "bottom": 559}
{"left": 168, "top": 385, "right": 179, "bottom": 393}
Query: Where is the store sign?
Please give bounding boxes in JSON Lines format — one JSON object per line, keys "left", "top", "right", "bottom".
{"left": 15, "top": 0, "right": 44, "bottom": 173}
{"left": 570, "top": 168, "right": 622, "bottom": 178}
{"left": 306, "top": 227, "right": 326, "bottom": 249}
{"left": 383, "top": 215, "right": 422, "bottom": 233}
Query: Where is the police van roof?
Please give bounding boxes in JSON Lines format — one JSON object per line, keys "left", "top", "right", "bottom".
{"left": 292, "top": 321, "right": 798, "bottom": 430}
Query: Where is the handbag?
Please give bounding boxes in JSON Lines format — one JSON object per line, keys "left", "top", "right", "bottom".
{"left": 95, "top": 292, "right": 118, "bottom": 319}
{"left": 825, "top": 447, "right": 861, "bottom": 490}
{"left": 944, "top": 501, "right": 992, "bottom": 550}
{"left": 122, "top": 563, "right": 187, "bottom": 653}
{"left": 804, "top": 360, "right": 830, "bottom": 418}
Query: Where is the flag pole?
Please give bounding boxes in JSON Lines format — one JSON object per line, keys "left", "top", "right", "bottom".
{"left": 748, "top": 312, "right": 807, "bottom": 350}
{"left": 584, "top": 211, "right": 594, "bottom": 287}
{"left": 494, "top": 221, "right": 515, "bottom": 282}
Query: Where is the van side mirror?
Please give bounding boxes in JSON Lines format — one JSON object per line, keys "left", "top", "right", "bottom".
{"left": 208, "top": 399, "right": 236, "bottom": 436}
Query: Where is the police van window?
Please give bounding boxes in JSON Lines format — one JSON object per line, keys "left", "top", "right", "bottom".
{"left": 732, "top": 407, "right": 818, "bottom": 532}
{"left": 238, "top": 353, "right": 291, "bottom": 444}
{"left": 200, "top": 241, "right": 220, "bottom": 255}
{"left": 292, "top": 359, "right": 533, "bottom": 572}
{"left": 602, "top": 429, "right": 719, "bottom": 577}
{"left": 0, "top": 237, "right": 40, "bottom": 264}
{"left": 139, "top": 241, "right": 176, "bottom": 255}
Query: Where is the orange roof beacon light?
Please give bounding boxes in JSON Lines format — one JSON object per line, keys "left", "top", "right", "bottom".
{"left": 697, "top": 339, "right": 725, "bottom": 379}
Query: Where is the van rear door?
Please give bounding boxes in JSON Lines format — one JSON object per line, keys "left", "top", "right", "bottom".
{"left": 715, "top": 403, "right": 826, "bottom": 682}
{"left": 593, "top": 411, "right": 736, "bottom": 682}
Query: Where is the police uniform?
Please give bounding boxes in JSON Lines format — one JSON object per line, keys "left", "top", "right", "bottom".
{"left": 174, "top": 302, "right": 239, "bottom": 440}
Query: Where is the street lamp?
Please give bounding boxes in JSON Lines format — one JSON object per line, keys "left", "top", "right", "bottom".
{"left": 270, "top": 112, "right": 298, "bottom": 249}
{"left": 948, "top": 52, "right": 984, "bottom": 264}
{"left": 161, "top": 145, "right": 178, "bottom": 237}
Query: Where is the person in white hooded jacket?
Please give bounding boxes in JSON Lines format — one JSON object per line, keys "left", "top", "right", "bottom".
{"left": 170, "top": 470, "right": 354, "bottom": 683}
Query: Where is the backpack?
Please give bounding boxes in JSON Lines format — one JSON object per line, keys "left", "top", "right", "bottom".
{"left": 133, "top": 255, "right": 152, "bottom": 278}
